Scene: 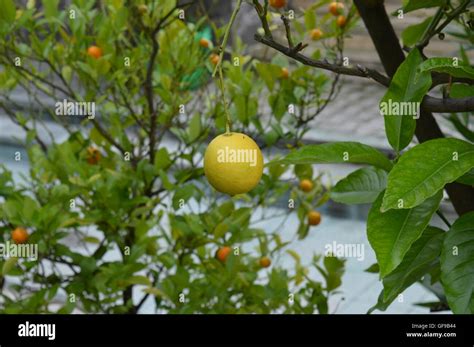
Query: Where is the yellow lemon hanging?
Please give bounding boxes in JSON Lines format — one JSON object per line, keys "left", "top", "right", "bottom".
{"left": 204, "top": 132, "right": 263, "bottom": 196}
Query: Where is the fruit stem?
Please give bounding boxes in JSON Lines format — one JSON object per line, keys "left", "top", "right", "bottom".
{"left": 212, "top": 0, "right": 243, "bottom": 78}
{"left": 212, "top": 0, "right": 243, "bottom": 134}
{"left": 218, "top": 63, "right": 232, "bottom": 134}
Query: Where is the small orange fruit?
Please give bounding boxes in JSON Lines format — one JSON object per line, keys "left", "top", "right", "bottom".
{"left": 216, "top": 246, "right": 232, "bottom": 263}
{"left": 86, "top": 146, "right": 101, "bottom": 165}
{"left": 310, "top": 28, "right": 323, "bottom": 41}
{"left": 259, "top": 256, "right": 271, "bottom": 268}
{"left": 299, "top": 179, "right": 314, "bottom": 192}
{"left": 329, "top": 2, "right": 344, "bottom": 16}
{"left": 210, "top": 53, "right": 220, "bottom": 66}
{"left": 199, "top": 38, "right": 210, "bottom": 48}
{"left": 87, "top": 45, "right": 102, "bottom": 59}
{"left": 336, "top": 15, "right": 347, "bottom": 28}
{"left": 11, "top": 227, "right": 28, "bottom": 244}
{"left": 269, "top": 0, "right": 286, "bottom": 8}
{"left": 280, "top": 67, "right": 289, "bottom": 79}
{"left": 308, "top": 211, "right": 321, "bottom": 226}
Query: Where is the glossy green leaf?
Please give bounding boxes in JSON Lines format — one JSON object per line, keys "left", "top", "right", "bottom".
{"left": 382, "top": 226, "right": 444, "bottom": 304}
{"left": 304, "top": 10, "right": 317, "bottom": 31}
{"left": 419, "top": 57, "right": 474, "bottom": 79}
{"left": 449, "top": 84, "right": 474, "bottom": 98}
{"left": 331, "top": 167, "right": 387, "bottom": 204}
{"left": 447, "top": 114, "right": 474, "bottom": 142}
{"left": 294, "top": 164, "right": 313, "bottom": 180}
{"left": 255, "top": 62, "right": 277, "bottom": 91}
{"left": 172, "top": 184, "right": 195, "bottom": 210}
{"left": 187, "top": 113, "right": 202, "bottom": 142}
{"left": 2, "top": 257, "right": 18, "bottom": 275}
{"left": 154, "top": 148, "right": 172, "bottom": 170}
{"left": 402, "top": 0, "right": 447, "bottom": 13}
{"left": 275, "top": 142, "right": 393, "bottom": 172}
{"left": 122, "top": 275, "right": 152, "bottom": 287}
{"left": 456, "top": 169, "right": 474, "bottom": 186}
{"left": 381, "top": 48, "right": 432, "bottom": 152}
{"left": 401, "top": 17, "right": 432, "bottom": 46}
{"left": 0, "top": 0, "right": 16, "bottom": 24}
{"left": 382, "top": 138, "right": 474, "bottom": 211}
{"left": 441, "top": 212, "right": 474, "bottom": 313}
{"left": 42, "top": 0, "right": 59, "bottom": 18}
{"left": 368, "top": 190, "right": 442, "bottom": 278}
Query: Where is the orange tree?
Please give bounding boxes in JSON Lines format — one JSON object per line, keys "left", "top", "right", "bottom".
{"left": 252, "top": 0, "right": 474, "bottom": 313}
{"left": 0, "top": 0, "right": 346, "bottom": 313}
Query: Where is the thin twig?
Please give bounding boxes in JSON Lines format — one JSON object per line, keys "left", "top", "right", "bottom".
{"left": 436, "top": 210, "right": 451, "bottom": 228}
{"left": 255, "top": 33, "right": 391, "bottom": 86}
{"left": 252, "top": 0, "right": 273, "bottom": 39}
{"left": 281, "top": 15, "right": 294, "bottom": 48}
{"left": 417, "top": 0, "right": 471, "bottom": 50}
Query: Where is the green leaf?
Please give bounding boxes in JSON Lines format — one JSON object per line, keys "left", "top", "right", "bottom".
{"left": 154, "top": 148, "right": 172, "bottom": 170}
{"left": 286, "top": 249, "right": 301, "bottom": 264}
{"left": 122, "top": 275, "right": 152, "bottom": 286}
{"left": 441, "top": 212, "right": 474, "bottom": 313}
{"left": 187, "top": 113, "right": 201, "bottom": 142}
{"left": 255, "top": 62, "right": 276, "bottom": 91}
{"left": 297, "top": 222, "right": 310, "bottom": 240}
{"left": 42, "top": 0, "right": 59, "bottom": 18}
{"left": 83, "top": 236, "right": 100, "bottom": 244}
{"left": 213, "top": 222, "right": 228, "bottom": 238}
{"left": 367, "top": 291, "right": 390, "bottom": 313}
{"left": 275, "top": 142, "right": 393, "bottom": 172}
{"left": 382, "top": 226, "right": 444, "bottom": 305}
{"left": 382, "top": 138, "right": 474, "bottom": 211}
{"left": 324, "top": 256, "right": 345, "bottom": 292}
{"left": 304, "top": 10, "right": 317, "bottom": 30}
{"left": 268, "top": 92, "right": 287, "bottom": 120}
{"left": 172, "top": 184, "right": 195, "bottom": 210}
{"left": 331, "top": 167, "right": 387, "bottom": 204}
{"left": 143, "top": 287, "right": 168, "bottom": 298}
{"left": 459, "top": 44, "right": 470, "bottom": 65}
{"left": 0, "top": 0, "right": 16, "bottom": 24}
{"left": 368, "top": 190, "right": 442, "bottom": 278}
{"left": 402, "top": 0, "right": 447, "bottom": 13}
{"left": 447, "top": 114, "right": 474, "bottom": 142}
{"left": 456, "top": 169, "right": 474, "bottom": 186}
{"left": 418, "top": 57, "right": 474, "bottom": 79}
{"left": 449, "top": 84, "right": 474, "bottom": 99}
{"left": 401, "top": 17, "right": 432, "bottom": 47}
{"left": 380, "top": 48, "right": 432, "bottom": 152}
{"left": 61, "top": 66, "right": 73, "bottom": 84}
{"left": 365, "top": 263, "right": 380, "bottom": 273}
{"left": 294, "top": 164, "right": 313, "bottom": 180}
{"left": 2, "top": 257, "right": 18, "bottom": 275}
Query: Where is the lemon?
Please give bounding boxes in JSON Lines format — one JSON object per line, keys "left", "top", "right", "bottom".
{"left": 204, "top": 132, "right": 263, "bottom": 195}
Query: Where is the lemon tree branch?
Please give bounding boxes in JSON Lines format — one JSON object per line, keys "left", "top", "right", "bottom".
{"left": 254, "top": 33, "right": 391, "bottom": 86}
{"left": 254, "top": 34, "right": 474, "bottom": 113}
